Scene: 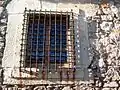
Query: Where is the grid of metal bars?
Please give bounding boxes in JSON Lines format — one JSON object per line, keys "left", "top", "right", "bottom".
{"left": 20, "top": 8, "right": 76, "bottom": 82}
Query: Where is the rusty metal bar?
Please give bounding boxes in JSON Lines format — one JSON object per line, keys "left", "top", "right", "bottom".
{"left": 20, "top": 7, "right": 27, "bottom": 86}
{"left": 47, "top": 10, "right": 51, "bottom": 79}
{"left": 55, "top": 10, "right": 57, "bottom": 71}
{"left": 71, "top": 10, "right": 76, "bottom": 81}
{"left": 35, "top": 10, "right": 41, "bottom": 77}
{"left": 25, "top": 10, "right": 72, "bottom": 14}
{"left": 60, "top": 11, "right": 62, "bottom": 81}
{"left": 29, "top": 10, "right": 35, "bottom": 70}
{"left": 67, "top": 71, "right": 69, "bottom": 81}
{"left": 49, "top": 10, "right": 51, "bottom": 72}
{"left": 42, "top": 10, "right": 46, "bottom": 80}
{"left": 24, "top": 10, "right": 30, "bottom": 68}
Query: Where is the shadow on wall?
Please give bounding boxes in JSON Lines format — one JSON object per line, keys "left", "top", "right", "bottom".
{"left": 38, "top": 0, "right": 101, "bottom": 4}
{"left": 74, "top": 9, "right": 91, "bottom": 80}
{"left": 39, "top": 0, "right": 120, "bottom": 4}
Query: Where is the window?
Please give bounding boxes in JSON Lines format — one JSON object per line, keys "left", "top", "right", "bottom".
{"left": 22, "top": 11, "right": 72, "bottom": 66}
{"left": 20, "top": 9, "right": 76, "bottom": 81}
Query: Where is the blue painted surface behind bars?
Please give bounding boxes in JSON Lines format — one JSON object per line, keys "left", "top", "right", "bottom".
{"left": 26, "top": 22, "right": 67, "bottom": 63}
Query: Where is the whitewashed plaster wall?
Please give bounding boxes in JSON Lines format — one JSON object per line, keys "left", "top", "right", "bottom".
{"left": 2, "top": 0, "right": 98, "bottom": 85}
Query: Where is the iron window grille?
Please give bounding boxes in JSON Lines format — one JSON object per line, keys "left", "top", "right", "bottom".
{"left": 20, "top": 8, "right": 76, "bottom": 81}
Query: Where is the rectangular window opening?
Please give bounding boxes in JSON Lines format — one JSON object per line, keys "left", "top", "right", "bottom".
{"left": 24, "top": 12, "right": 71, "bottom": 67}
{"left": 20, "top": 9, "right": 76, "bottom": 81}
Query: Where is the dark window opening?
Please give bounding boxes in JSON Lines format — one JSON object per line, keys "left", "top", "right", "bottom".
{"left": 25, "top": 13, "right": 70, "bottom": 65}
{"left": 20, "top": 10, "right": 76, "bottom": 81}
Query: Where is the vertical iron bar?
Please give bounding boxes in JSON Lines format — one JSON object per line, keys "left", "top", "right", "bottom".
{"left": 60, "top": 11, "right": 62, "bottom": 81}
{"left": 30, "top": 12, "right": 35, "bottom": 67}
{"left": 42, "top": 10, "right": 46, "bottom": 80}
{"left": 66, "top": 11, "right": 69, "bottom": 81}
{"left": 36, "top": 10, "right": 41, "bottom": 77}
{"left": 67, "top": 71, "right": 69, "bottom": 81}
{"left": 47, "top": 10, "right": 51, "bottom": 79}
{"left": 55, "top": 10, "right": 57, "bottom": 71}
{"left": 19, "top": 7, "right": 27, "bottom": 86}
{"left": 71, "top": 10, "right": 76, "bottom": 81}
{"left": 24, "top": 9, "right": 30, "bottom": 68}
{"left": 49, "top": 10, "right": 51, "bottom": 72}
{"left": 29, "top": 10, "right": 35, "bottom": 78}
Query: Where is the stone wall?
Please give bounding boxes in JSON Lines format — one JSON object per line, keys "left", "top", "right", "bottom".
{"left": 2, "top": 0, "right": 95, "bottom": 85}
{"left": 87, "top": 1, "right": 120, "bottom": 89}
{"left": 0, "top": 0, "right": 8, "bottom": 67}
{"left": 1, "top": 0, "right": 120, "bottom": 90}
{"left": 0, "top": 0, "right": 9, "bottom": 85}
